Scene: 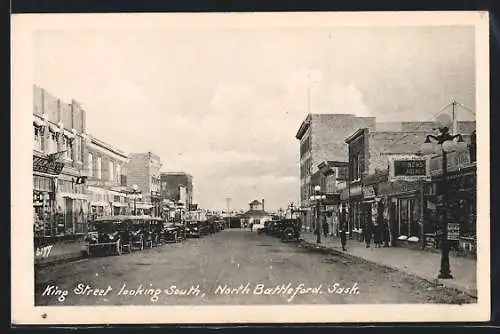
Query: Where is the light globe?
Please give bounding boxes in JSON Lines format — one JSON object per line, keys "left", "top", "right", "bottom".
{"left": 436, "top": 113, "right": 452, "bottom": 129}
{"left": 442, "top": 140, "right": 457, "bottom": 153}
{"left": 314, "top": 185, "right": 321, "bottom": 192}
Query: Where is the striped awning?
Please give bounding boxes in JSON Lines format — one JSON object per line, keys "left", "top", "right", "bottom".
{"left": 112, "top": 202, "right": 128, "bottom": 207}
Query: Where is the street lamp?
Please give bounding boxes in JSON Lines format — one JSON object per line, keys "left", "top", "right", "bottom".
{"left": 420, "top": 114, "right": 468, "bottom": 279}
{"left": 310, "top": 185, "right": 327, "bottom": 244}
{"left": 131, "top": 184, "right": 141, "bottom": 216}
{"left": 177, "top": 200, "right": 184, "bottom": 225}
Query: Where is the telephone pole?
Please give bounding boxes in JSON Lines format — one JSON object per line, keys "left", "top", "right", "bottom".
{"left": 226, "top": 197, "right": 231, "bottom": 229}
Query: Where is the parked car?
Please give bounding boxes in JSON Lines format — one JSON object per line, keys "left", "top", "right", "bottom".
{"left": 280, "top": 219, "right": 302, "bottom": 242}
{"left": 185, "top": 221, "right": 202, "bottom": 238}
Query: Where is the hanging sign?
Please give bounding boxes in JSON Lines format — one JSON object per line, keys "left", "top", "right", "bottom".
{"left": 33, "top": 156, "right": 64, "bottom": 175}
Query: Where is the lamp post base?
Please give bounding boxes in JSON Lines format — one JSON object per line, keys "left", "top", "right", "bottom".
{"left": 438, "top": 272, "right": 454, "bottom": 279}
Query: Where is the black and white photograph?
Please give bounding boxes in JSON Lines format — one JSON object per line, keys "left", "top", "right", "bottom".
{"left": 11, "top": 11, "right": 490, "bottom": 324}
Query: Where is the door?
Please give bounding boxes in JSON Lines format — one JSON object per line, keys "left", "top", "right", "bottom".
{"left": 65, "top": 198, "right": 74, "bottom": 234}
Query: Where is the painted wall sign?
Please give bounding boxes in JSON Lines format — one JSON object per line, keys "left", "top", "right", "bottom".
{"left": 33, "top": 156, "right": 64, "bottom": 175}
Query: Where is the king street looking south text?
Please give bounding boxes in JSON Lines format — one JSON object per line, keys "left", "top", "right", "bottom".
{"left": 42, "top": 282, "right": 360, "bottom": 303}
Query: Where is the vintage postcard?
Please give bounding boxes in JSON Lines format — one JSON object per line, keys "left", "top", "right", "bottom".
{"left": 11, "top": 11, "right": 490, "bottom": 324}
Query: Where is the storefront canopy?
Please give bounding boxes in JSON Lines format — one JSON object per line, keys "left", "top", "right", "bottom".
{"left": 378, "top": 180, "right": 420, "bottom": 197}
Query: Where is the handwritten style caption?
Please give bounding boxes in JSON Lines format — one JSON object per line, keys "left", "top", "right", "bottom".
{"left": 42, "top": 282, "right": 360, "bottom": 303}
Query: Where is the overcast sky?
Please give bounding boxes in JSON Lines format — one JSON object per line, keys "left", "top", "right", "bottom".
{"left": 33, "top": 25, "right": 476, "bottom": 211}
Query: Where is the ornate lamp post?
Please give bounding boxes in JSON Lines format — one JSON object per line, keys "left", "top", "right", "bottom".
{"left": 288, "top": 202, "right": 295, "bottom": 219}
{"left": 420, "top": 114, "right": 468, "bottom": 279}
{"left": 131, "top": 184, "right": 141, "bottom": 216}
{"left": 310, "top": 185, "right": 327, "bottom": 244}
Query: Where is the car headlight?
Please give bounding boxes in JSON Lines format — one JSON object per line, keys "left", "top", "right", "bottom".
{"left": 193, "top": 227, "right": 198, "bottom": 230}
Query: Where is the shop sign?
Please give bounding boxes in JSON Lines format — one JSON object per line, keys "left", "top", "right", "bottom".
{"left": 362, "top": 186, "right": 376, "bottom": 199}
{"left": 394, "top": 159, "right": 426, "bottom": 176}
{"left": 447, "top": 223, "right": 460, "bottom": 241}
{"left": 447, "top": 150, "right": 472, "bottom": 173}
{"left": 33, "top": 156, "right": 64, "bottom": 175}
{"left": 388, "top": 154, "right": 429, "bottom": 181}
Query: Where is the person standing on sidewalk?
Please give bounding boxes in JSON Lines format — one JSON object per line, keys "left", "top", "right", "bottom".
{"left": 322, "top": 219, "right": 329, "bottom": 238}
{"left": 339, "top": 215, "right": 348, "bottom": 251}
{"left": 364, "top": 219, "right": 373, "bottom": 248}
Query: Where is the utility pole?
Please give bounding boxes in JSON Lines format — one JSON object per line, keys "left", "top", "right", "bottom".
{"left": 226, "top": 197, "right": 231, "bottom": 229}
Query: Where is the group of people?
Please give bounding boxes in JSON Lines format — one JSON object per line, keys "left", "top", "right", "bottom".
{"left": 318, "top": 213, "right": 390, "bottom": 251}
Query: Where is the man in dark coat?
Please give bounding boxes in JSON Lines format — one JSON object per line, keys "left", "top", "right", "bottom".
{"left": 339, "top": 213, "right": 348, "bottom": 251}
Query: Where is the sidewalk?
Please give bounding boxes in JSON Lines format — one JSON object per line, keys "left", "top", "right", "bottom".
{"left": 301, "top": 232, "right": 477, "bottom": 297}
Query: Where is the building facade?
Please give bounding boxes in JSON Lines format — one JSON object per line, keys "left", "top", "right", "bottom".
{"left": 341, "top": 125, "right": 476, "bottom": 253}
{"left": 84, "top": 135, "right": 130, "bottom": 218}
{"left": 160, "top": 172, "right": 194, "bottom": 209}
{"left": 33, "top": 85, "right": 88, "bottom": 238}
{"left": 295, "top": 113, "right": 376, "bottom": 229}
{"left": 126, "top": 152, "right": 163, "bottom": 216}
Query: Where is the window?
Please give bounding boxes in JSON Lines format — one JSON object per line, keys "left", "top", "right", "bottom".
{"left": 47, "top": 132, "right": 57, "bottom": 154}
{"left": 116, "top": 164, "right": 121, "bottom": 183}
{"left": 109, "top": 161, "right": 114, "bottom": 182}
{"left": 88, "top": 153, "right": 93, "bottom": 177}
{"left": 33, "top": 126, "right": 42, "bottom": 151}
{"left": 96, "top": 156, "right": 102, "bottom": 179}
{"left": 66, "top": 137, "right": 73, "bottom": 161}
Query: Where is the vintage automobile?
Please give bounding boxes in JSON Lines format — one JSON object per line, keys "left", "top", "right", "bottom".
{"left": 185, "top": 221, "right": 202, "bottom": 238}
{"left": 143, "top": 217, "right": 164, "bottom": 248}
{"left": 269, "top": 220, "right": 285, "bottom": 237}
{"left": 280, "top": 219, "right": 302, "bottom": 242}
{"left": 162, "top": 222, "right": 180, "bottom": 243}
{"left": 85, "top": 215, "right": 136, "bottom": 256}
{"left": 215, "top": 220, "right": 225, "bottom": 231}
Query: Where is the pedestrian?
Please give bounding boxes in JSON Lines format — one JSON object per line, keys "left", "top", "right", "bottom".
{"left": 322, "top": 220, "right": 329, "bottom": 238}
{"left": 339, "top": 214, "right": 348, "bottom": 251}
{"left": 364, "top": 220, "right": 373, "bottom": 248}
{"left": 373, "top": 221, "right": 382, "bottom": 247}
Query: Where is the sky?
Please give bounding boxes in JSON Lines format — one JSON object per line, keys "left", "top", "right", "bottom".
{"left": 33, "top": 25, "right": 476, "bottom": 211}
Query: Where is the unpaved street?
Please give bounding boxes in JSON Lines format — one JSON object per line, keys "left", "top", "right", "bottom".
{"left": 35, "top": 229, "right": 476, "bottom": 305}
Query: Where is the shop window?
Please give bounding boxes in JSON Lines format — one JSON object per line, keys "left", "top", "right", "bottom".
{"left": 398, "top": 198, "right": 418, "bottom": 237}
{"left": 66, "top": 138, "right": 73, "bottom": 161}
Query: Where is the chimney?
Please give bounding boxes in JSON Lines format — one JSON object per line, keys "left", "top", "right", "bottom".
{"left": 262, "top": 198, "right": 265, "bottom": 211}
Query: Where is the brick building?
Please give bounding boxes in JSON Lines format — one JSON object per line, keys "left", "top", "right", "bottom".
{"left": 33, "top": 85, "right": 88, "bottom": 237}
{"left": 160, "top": 172, "right": 194, "bottom": 209}
{"left": 126, "top": 152, "right": 163, "bottom": 216}
{"left": 295, "top": 113, "right": 376, "bottom": 229}
{"left": 341, "top": 125, "right": 475, "bottom": 249}
{"left": 84, "top": 135, "right": 130, "bottom": 218}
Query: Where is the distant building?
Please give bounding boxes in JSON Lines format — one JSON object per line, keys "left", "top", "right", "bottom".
{"left": 160, "top": 172, "right": 194, "bottom": 209}
{"left": 126, "top": 152, "right": 163, "bottom": 216}
{"left": 241, "top": 199, "right": 272, "bottom": 229}
{"left": 84, "top": 135, "right": 130, "bottom": 218}
{"left": 295, "top": 113, "right": 376, "bottom": 229}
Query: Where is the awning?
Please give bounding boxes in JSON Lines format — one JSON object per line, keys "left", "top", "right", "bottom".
{"left": 378, "top": 180, "right": 419, "bottom": 197}
{"left": 90, "top": 201, "right": 109, "bottom": 207}
{"left": 135, "top": 203, "right": 153, "bottom": 209}
{"left": 60, "top": 192, "right": 88, "bottom": 200}
{"left": 33, "top": 118, "right": 45, "bottom": 127}
{"left": 48, "top": 124, "right": 61, "bottom": 133}
{"left": 112, "top": 202, "right": 128, "bottom": 207}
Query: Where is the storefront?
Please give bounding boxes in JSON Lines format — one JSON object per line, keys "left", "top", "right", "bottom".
{"left": 56, "top": 171, "right": 88, "bottom": 235}
{"left": 378, "top": 180, "right": 423, "bottom": 247}
{"left": 423, "top": 157, "right": 476, "bottom": 255}
{"left": 33, "top": 155, "right": 64, "bottom": 237}
{"left": 346, "top": 184, "right": 363, "bottom": 240}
